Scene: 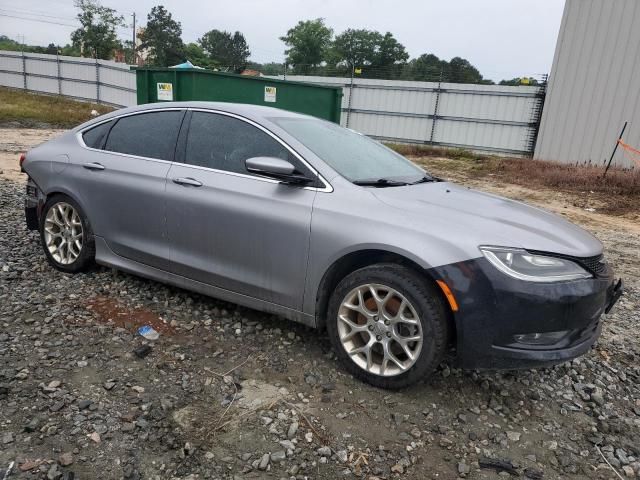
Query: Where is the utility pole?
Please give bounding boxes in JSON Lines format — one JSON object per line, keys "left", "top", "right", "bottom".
{"left": 132, "top": 12, "right": 136, "bottom": 65}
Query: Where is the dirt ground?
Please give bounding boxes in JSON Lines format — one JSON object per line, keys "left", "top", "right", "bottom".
{"left": 1, "top": 128, "right": 638, "bottom": 480}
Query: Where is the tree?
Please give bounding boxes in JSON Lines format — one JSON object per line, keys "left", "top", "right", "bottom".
{"left": 138, "top": 6, "right": 184, "bottom": 66}
{"left": 403, "top": 53, "right": 446, "bottom": 82}
{"left": 374, "top": 32, "right": 409, "bottom": 69}
{"left": 331, "top": 29, "right": 380, "bottom": 68}
{"left": 71, "top": 0, "right": 124, "bottom": 59}
{"left": 447, "top": 57, "right": 486, "bottom": 83}
{"left": 198, "top": 30, "right": 250, "bottom": 71}
{"left": 183, "top": 43, "right": 218, "bottom": 70}
{"left": 280, "top": 18, "right": 333, "bottom": 73}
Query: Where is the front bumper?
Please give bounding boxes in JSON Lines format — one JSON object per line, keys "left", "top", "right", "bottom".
{"left": 433, "top": 257, "right": 622, "bottom": 370}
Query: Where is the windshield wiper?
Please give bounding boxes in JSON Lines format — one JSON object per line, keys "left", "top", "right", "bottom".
{"left": 352, "top": 178, "right": 410, "bottom": 187}
{"left": 409, "top": 175, "right": 439, "bottom": 185}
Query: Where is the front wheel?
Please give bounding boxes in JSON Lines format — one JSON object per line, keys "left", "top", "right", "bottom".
{"left": 326, "top": 264, "right": 449, "bottom": 389}
{"left": 40, "top": 195, "right": 95, "bottom": 273}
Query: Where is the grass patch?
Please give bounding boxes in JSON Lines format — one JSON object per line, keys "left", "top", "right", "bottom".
{"left": 0, "top": 87, "right": 115, "bottom": 128}
{"left": 389, "top": 143, "right": 639, "bottom": 215}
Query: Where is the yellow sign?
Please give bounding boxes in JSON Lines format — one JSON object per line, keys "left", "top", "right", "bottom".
{"left": 354, "top": 67, "right": 362, "bottom": 75}
{"left": 264, "top": 86, "right": 277, "bottom": 102}
{"left": 520, "top": 77, "right": 530, "bottom": 85}
{"left": 157, "top": 82, "right": 173, "bottom": 101}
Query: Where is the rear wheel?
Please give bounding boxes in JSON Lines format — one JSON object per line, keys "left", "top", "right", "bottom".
{"left": 326, "top": 264, "right": 448, "bottom": 389}
{"left": 40, "top": 195, "right": 95, "bottom": 273}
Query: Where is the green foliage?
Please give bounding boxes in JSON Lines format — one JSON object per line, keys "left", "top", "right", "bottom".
{"left": 198, "top": 30, "right": 250, "bottom": 72}
{"left": 183, "top": 43, "right": 218, "bottom": 70}
{"left": 280, "top": 18, "right": 333, "bottom": 73}
{"left": 71, "top": 0, "right": 124, "bottom": 59}
{"left": 138, "top": 5, "right": 185, "bottom": 66}
{"left": 331, "top": 29, "right": 379, "bottom": 67}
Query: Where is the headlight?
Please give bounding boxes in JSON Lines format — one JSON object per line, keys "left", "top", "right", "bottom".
{"left": 479, "top": 246, "right": 592, "bottom": 282}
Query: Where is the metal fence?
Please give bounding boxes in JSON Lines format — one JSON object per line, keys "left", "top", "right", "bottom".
{"left": 0, "top": 50, "right": 546, "bottom": 156}
{"left": 274, "top": 75, "right": 546, "bottom": 156}
{"left": 0, "top": 50, "right": 136, "bottom": 107}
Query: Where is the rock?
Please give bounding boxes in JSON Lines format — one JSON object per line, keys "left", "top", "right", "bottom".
{"left": 270, "top": 450, "right": 286, "bottom": 462}
{"left": 258, "top": 453, "right": 270, "bottom": 470}
{"left": 591, "top": 390, "right": 605, "bottom": 406}
{"left": 78, "top": 399, "right": 93, "bottom": 410}
{"left": 47, "top": 463, "right": 61, "bottom": 480}
{"left": 543, "top": 440, "right": 558, "bottom": 451}
{"left": 622, "top": 465, "right": 635, "bottom": 478}
{"left": 103, "top": 381, "right": 116, "bottom": 390}
{"left": 391, "top": 463, "right": 404, "bottom": 474}
{"left": 88, "top": 432, "right": 101, "bottom": 443}
{"left": 507, "top": 431, "right": 521, "bottom": 442}
{"left": 2, "top": 432, "right": 14, "bottom": 444}
{"left": 305, "top": 432, "right": 313, "bottom": 442}
{"left": 458, "top": 461, "right": 471, "bottom": 475}
{"left": 50, "top": 401, "right": 65, "bottom": 412}
{"left": 59, "top": 452, "right": 74, "bottom": 466}
{"left": 317, "top": 446, "right": 332, "bottom": 457}
{"left": 287, "top": 421, "right": 299, "bottom": 439}
{"left": 336, "top": 450, "right": 348, "bottom": 463}
{"left": 131, "top": 385, "right": 145, "bottom": 393}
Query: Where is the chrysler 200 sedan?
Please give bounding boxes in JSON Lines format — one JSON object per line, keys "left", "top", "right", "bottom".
{"left": 21, "top": 102, "right": 623, "bottom": 389}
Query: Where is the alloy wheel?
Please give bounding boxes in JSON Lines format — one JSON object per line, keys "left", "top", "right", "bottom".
{"left": 44, "top": 202, "right": 83, "bottom": 265}
{"left": 337, "top": 283, "right": 423, "bottom": 377}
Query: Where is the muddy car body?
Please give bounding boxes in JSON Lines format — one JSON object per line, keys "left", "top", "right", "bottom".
{"left": 21, "top": 102, "right": 623, "bottom": 388}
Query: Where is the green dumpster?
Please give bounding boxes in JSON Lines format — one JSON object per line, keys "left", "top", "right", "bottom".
{"left": 133, "top": 67, "right": 343, "bottom": 123}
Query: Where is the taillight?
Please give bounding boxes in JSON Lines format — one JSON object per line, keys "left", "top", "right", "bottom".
{"left": 19, "top": 153, "right": 26, "bottom": 170}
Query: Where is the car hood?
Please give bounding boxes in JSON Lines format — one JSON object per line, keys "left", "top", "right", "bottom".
{"left": 371, "top": 182, "right": 603, "bottom": 258}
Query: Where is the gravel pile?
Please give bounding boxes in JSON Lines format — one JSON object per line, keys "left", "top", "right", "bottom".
{"left": 1, "top": 177, "right": 638, "bottom": 479}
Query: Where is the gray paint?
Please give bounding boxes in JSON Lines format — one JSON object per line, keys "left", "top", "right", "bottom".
{"left": 23, "top": 102, "right": 603, "bottom": 328}
{"left": 535, "top": 0, "right": 640, "bottom": 168}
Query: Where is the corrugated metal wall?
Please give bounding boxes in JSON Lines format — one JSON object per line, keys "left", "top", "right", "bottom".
{"left": 0, "top": 50, "right": 136, "bottom": 107}
{"left": 276, "top": 75, "right": 543, "bottom": 155}
{"left": 0, "top": 50, "right": 544, "bottom": 156}
{"left": 534, "top": 0, "right": 640, "bottom": 169}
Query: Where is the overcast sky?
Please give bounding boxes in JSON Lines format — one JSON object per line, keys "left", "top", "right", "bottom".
{"left": 0, "top": 0, "right": 565, "bottom": 81}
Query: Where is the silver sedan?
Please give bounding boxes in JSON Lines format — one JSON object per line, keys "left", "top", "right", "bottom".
{"left": 21, "top": 102, "right": 622, "bottom": 388}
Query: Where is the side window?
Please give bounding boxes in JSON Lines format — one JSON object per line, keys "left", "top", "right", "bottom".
{"left": 104, "top": 111, "right": 184, "bottom": 161}
{"left": 82, "top": 121, "right": 112, "bottom": 149}
{"left": 185, "top": 112, "right": 305, "bottom": 176}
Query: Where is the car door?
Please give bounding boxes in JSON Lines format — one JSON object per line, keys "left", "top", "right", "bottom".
{"left": 73, "top": 109, "right": 185, "bottom": 270}
{"left": 165, "top": 110, "right": 319, "bottom": 310}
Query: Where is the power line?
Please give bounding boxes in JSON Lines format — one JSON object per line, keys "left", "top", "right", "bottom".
{"left": 0, "top": 7, "right": 77, "bottom": 21}
{"left": 0, "top": 13, "right": 78, "bottom": 28}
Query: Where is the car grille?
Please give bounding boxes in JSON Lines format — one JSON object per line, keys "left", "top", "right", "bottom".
{"left": 576, "top": 254, "right": 608, "bottom": 276}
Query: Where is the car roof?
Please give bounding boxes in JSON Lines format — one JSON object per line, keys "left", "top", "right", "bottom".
{"left": 75, "top": 101, "right": 313, "bottom": 131}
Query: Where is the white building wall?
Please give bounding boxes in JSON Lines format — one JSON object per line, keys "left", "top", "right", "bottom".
{"left": 534, "top": 0, "right": 640, "bottom": 168}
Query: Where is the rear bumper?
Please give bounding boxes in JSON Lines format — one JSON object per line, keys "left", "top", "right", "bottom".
{"left": 432, "top": 257, "right": 622, "bottom": 370}
{"left": 24, "top": 176, "right": 42, "bottom": 231}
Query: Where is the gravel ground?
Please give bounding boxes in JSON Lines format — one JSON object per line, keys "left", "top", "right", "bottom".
{"left": 1, "top": 129, "right": 639, "bottom": 480}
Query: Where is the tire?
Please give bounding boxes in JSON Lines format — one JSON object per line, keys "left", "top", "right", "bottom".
{"left": 40, "top": 194, "right": 95, "bottom": 273}
{"left": 326, "top": 263, "right": 449, "bottom": 389}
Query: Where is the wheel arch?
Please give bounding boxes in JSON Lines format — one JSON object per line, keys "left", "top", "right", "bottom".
{"left": 314, "top": 249, "right": 457, "bottom": 343}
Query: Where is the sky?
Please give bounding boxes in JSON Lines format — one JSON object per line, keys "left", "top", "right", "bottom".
{"left": 0, "top": 0, "right": 566, "bottom": 82}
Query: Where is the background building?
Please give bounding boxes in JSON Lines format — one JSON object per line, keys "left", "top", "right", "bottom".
{"left": 534, "top": 0, "right": 640, "bottom": 169}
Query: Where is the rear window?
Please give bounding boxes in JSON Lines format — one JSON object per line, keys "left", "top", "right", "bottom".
{"left": 82, "top": 121, "right": 112, "bottom": 149}
{"left": 104, "top": 111, "right": 184, "bottom": 161}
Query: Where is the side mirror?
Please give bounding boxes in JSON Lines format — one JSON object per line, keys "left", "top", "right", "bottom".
{"left": 245, "top": 157, "right": 313, "bottom": 185}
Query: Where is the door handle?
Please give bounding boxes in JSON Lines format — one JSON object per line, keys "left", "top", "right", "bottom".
{"left": 172, "top": 177, "right": 203, "bottom": 187}
{"left": 83, "top": 162, "right": 105, "bottom": 171}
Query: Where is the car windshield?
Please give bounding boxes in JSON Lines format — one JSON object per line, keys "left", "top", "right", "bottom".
{"left": 271, "top": 117, "right": 427, "bottom": 184}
